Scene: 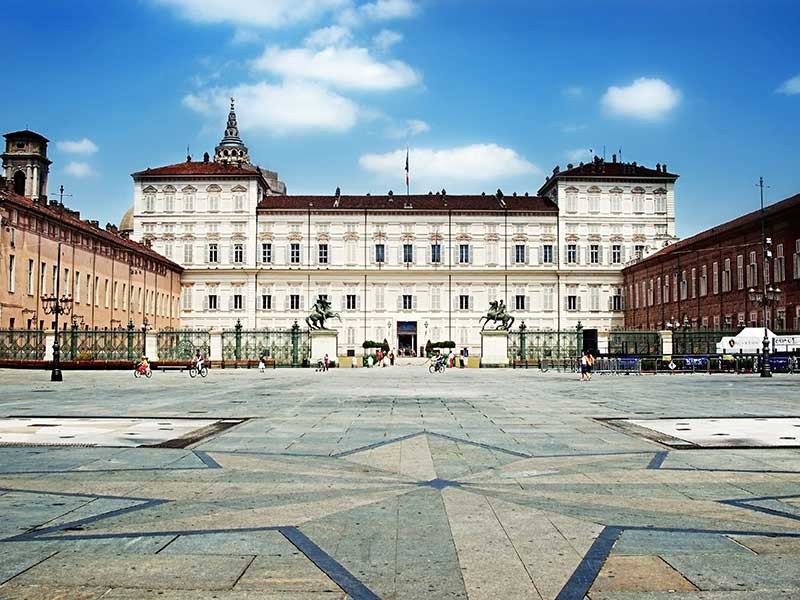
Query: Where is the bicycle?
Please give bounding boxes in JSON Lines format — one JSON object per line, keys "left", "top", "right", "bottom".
{"left": 428, "top": 359, "right": 446, "bottom": 374}
{"left": 133, "top": 365, "right": 152, "bottom": 378}
{"left": 189, "top": 364, "right": 208, "bottom": 378}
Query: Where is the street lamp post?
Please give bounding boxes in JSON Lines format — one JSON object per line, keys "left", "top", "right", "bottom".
{"left": 748, "top": 283, "right": 781, "bottom": 378}
{"left": 141, "top": 317, "right": 149, "bottom": 358}
{"left": 41, "top": 257, "right": 73, "bottom": 382}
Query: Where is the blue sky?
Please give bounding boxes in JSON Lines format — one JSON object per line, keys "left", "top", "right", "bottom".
{"left": 2, "top": 0, "right": 799, "bottom": 238}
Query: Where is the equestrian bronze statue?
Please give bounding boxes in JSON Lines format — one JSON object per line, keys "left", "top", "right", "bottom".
{"left": 479, "top": 299, "right": 515, "bottom": 331}
{"left": 306, "top": 296, "right": 341, "bottom": 330}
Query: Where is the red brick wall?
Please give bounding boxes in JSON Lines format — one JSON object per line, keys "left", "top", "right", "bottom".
{"left": 623, "top": 199, "right": 800, "bottom": 331}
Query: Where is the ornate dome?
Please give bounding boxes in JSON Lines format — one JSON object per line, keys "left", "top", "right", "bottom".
{"left": 119, "top": 206, "right": 134, "bottom": 235}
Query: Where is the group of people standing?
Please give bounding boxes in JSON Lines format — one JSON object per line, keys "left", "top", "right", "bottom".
{"left": 580, "top": 351, "right": 595, "bottom": 381}
{"left": 367, "top": 348, "right": 396, "bottom": 367}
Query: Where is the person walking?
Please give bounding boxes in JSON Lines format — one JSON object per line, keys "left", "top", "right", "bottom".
{"left": 586, "top": 351, "right": 595, "bottom": 381}
{"left": 580, "top": 351, "right": 589, "bottom": 382}
{"left": 389, "top": 350, "right": 395, "bottom": 366}
{"left": 323, "top": 353, "right": 329, "bottom": 372}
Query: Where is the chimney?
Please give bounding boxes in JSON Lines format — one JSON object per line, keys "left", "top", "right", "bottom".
{"left": 663, "top": 163, "right": 667, "bottom": 173}
{"left": 203, "top": 152, "right": 210, "bottom": 163}
{"left": 612, "top": 153, "right": 617, "bottom": 163}
{"left": 656, "top": 163, "right": 661, "bottom": 172}
{"left": 567, "top": 163, "right": 573, "bottom": 169}
{"left": 553, "top": 166, "right": 560, "bottom": 175}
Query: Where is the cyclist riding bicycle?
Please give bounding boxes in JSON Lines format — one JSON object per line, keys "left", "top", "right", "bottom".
{"left": 193, "top": 350, "right": 205, "bottom": 372}
{"left": 136, "top": 355, "right": 149, "bottom": 373}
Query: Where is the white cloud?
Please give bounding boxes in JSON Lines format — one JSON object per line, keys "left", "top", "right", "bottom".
{"left": 601, "top": 77, "right": 681, "bottom": 120}
{"left": 565, "top": 148, "right": 591, "bottom": 163}
{"left": 183, "top": 80, "right": 359, "bottom": 134}
{"left": 57, "top": 138, "right": 98, "bottom": 155}
{"left": 339, "top": 0, "right": 417, "bottom": 26}
{"left": 386, "top": 118, "right": 429, "bottom": 138}
{"left": 563, "top": 85, "right": 583, "bottom": 98}
{"left": 64, "top": 161, "right": 95, "bottom": 178}
{"left": 373, "top": 28, "right": 402, "bottom": 51}
{"left": 231, "top": 28, "right": 260, "bottom": 44}
{"left": 360, "top": 144, "right": 539, "bottom": 185}
{"left": 561, "top": 123, "right": 586, "bottom": 133}
{"left": 304, "top": 25, "right": 351, "bottom": 48}
{"left": 252, "top": 45, "right": 420, "bottom": 91}
{"left": 776, "top": 74, "right": 800, "bottom": 95}
{"left": 154, "top": 0, "right": 348, "bottom": 27}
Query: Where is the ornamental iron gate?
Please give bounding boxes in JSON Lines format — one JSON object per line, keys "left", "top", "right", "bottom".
{"left": 608, "top": 330, "right": 660, "bottom": 356}
{"left": 673, "top": 330, "right": 737, "bottom": 355}
{"left": 62, "top": 326, "right": 144, "bottom": 361}
{"left": 222, "top": 322, "right": 310, "bottom": 367}
{"left": 508, "top": 326, "right": 583, "bottom": 361}
{"left": 0, "top": 329, "right": 46, "bottom": 360}
{"left": 157, "top": 329, "right": 211, "bottom": 362}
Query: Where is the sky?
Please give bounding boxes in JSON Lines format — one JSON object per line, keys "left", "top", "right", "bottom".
{"left": 2, "top": 0, "right": 799, "bottom": 238}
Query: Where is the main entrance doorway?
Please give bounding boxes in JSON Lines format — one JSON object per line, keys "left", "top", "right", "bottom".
{"left": 397, "top": 321, "right": 417, "bottom": 356}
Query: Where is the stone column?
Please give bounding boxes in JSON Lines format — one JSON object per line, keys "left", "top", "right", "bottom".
{"left": 659, "top": 330, "right": 673, "bottom": 356}
{"left": 209, "top": 329, "right": 223, "bottom": 363}
{"left": 145, "top": 333, "right": 160, "bottom": 362}
{"left": 480, "top": 329, "right": 509, "bottom": 367}
{"left": 310, "top": 329, "right": 338, "bottom": 365}
{"left": 25, "top": 164, "right": 32, "bottom": 196}
{"left": 44, "top": 333, "right": 55, "bottom": 361}
{"left": 31, "top": 165, "right": 39, "bottom": 200}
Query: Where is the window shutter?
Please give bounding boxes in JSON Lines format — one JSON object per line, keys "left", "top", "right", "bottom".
{"left": 527, "top": 296, "right": 532, "bottom": 312}
{"left": 397, "top": 295, "right": 402, "bottom": 310}
{"left": 241, "top": 294, "right": 247, "bottom": 311}
{"left": 285, "top": 245, "right": 290, "bottom": 264}
{"left": 228, "top": 244, "right": 234, "bottom": 264}
{"left": 300, "top": 295, "right": 305, "bottom": 310}
{"left": 621, "top": 246, "right": 626, "bottom": 263}
{"left": 469, "top": 295, "right": 474, "bottom": 310}
{"left": 452, "top": 295, "right": 459, "bottom": 310}
{"left": 468, "top": 246, "right": 473, "bottom": 264}
{"left": 228, "top": 295, "right": 233, "bottom": 311}
{"left": 577, "top": 296, "right": 582, "bottom": 311}
{"left": 327, "top": 246, "right": 332, "bottom": 265}
{"left": 284, "top": 295, "right": 289, "bottom": 311}
{"left": 598, "top": 245, "right": 604, "bottom": 264}
{"left": 424, "top": 246, "right": 430, "bottom": 264}
{"left": 204, "top": 243, "right": 209, "bottom": 263}
{"left": 203, "top": 295, "right": 209, "bottom": 310}
{"left": 553, "top": 244, "right": 558, "bottom": 264}
{"left": 412, "top": 295, "right": 417, "bottom": 310}
{"left": 398, "top": 246, "right": 403, "bottom": 264}
{"left": 356, "top": 295, "right": 361, "bottom": 310}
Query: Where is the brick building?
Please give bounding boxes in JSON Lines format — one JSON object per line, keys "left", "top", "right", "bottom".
{"left": 622, "top": 193, "right": 800, "bottom": 331}
{"left": 1, "top": 130, "right": 183, "bottom": 331}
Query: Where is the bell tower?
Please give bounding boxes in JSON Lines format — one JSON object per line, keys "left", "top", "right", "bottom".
{"left": 2, "top": 130, "right": 51, "bottom": 200}
{"left": 213, "top": 98, "right": 250, "bottom": 165}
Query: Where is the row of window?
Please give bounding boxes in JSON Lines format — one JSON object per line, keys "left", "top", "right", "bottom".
{"left": 564, "top": 191, "right": 668, "bottom": 214}
{"left": 4, "top": 255, "right": 175, "bottom": 317}
{"left": 629, "top": 241, "right": 800, "bottom": 309}
{"left": 143, "top": 193, "right": 247, "bottom": 213}
{"left": 168, "top": 241, "right": 647, "bottom": 267}
{"left": 186, "top": 288, "right": 624, "bottom": 314}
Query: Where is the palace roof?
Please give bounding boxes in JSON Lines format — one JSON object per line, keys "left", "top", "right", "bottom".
{"left": 258, "top": 193, "right": 558, "bottom": 213}
{"left": 0, "top": 187, "right": 183, "bottom": 271}
{"left": 131, "top": 160, "right": 263, "bottom": 178}
{"left": 538, "top": 158, "right": 678, "bottom": 195}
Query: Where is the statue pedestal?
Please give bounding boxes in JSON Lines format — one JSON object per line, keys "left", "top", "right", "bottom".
{"left": 480, "top": 330, "right": 509, "bottom": 368}
{"left": 310, "top": 330, "right": 338, "bottom": 365}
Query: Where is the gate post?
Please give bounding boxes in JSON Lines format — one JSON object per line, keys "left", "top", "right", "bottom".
{"left": 291, "top": 321, "right": 300, "bottom": 367}
{"left": 519, "top": 321, "right": 527, "bottom": 361}
{"left": 70, "top": 321, "right": 78, "bottom": 360}
{"left": 126, "top": 320, "right": 134, "bottom": 361}
{"left": 234, "top": 319, "right": 242, "bottom": 361}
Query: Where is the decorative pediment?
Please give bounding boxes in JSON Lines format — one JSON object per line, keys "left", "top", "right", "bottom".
{"left": 565, "top": 234, "right": 579, "bottom": 242}
{"left": 653, "top": 187, "right": 667, "bottom": 195}
{"left": 456, "top": 233, "right": 472, "bottom": 242}
{"left": 429, "top": 233, "right": 443, "bottom": 242}
{"left": 206, "top": 184, "right": 222, "bottom": 193}
{"left": 610, "top": 234, "right": 624, "bottom": 242}
{"left": 288, "top": 232, "right": 303, "bottom": 241}
{"left": 317, "top": 233, "right": 330, "bottom": 242}
{"left": 609, "top": 186, "right": 624, "bottom": 194}
{"left": 588, "top": 234, "right": 602, "bottom": 242}
{"left": 163, "top": 185, "right": 176, "bottom": 193}
{"left": 182, "top": 185, "right": 197, "bottom": 193}
{"left": 231, "top": 233, "right": 246, "bottom": 241}
{"left": 142, "top": 185, "right": 158, "bottom": 193}
{"left": 231, "top": 185, "right": 248, "bottom": 193}
{"left": 632, "top": 186, "right": 645, "bottom": 194}
{"left": 258, "top": 232, "right": 274, "bottom": 241}
{"left": 633, "top": 234, "right": 647, "bottom": 242}
{"left": 484, "top": 233, "right": 499, "bottom": 242}
{"left": 565, "top": 186, "right": 579, "bottom": 193}
{"left": 370, "top": 232, "right": 385, "bottom": 241}
{"left": 587, "top": 185, "right": 602, "bottom": 193}
{"left": 401, "top": 233, "right": 416, "bottom": 242}
{"left": 512, "top": 234, "right": 528, "bottom": 242}
{"left": 162, "top": 233, "right": 175, "bottom": 240}
{"left": 206, "top": 233, "right": 220, "bottom": 240}
{"left": 541, "top": 234, "right": 556, "bottom": 242}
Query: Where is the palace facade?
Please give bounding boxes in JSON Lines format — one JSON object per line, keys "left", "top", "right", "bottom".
{"left": 622, "top": 193, "right": 800, "bottom": 331}
{"left": 1, "top": 130, "right": 183, "bottom": 331}
{"left": 129, "top": 103, "right": 678, "bottom": 356}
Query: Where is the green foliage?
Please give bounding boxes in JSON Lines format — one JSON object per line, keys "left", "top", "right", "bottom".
{"left": 430, "top": 340, "right": 455, "bottom": 349}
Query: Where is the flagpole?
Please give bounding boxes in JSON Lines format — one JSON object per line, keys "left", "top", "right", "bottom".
{"left": 405, "top": 146, "right": 410, "bottom": 197}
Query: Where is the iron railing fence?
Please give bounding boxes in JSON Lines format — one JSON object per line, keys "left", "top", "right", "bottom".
{"left": 61, "top": 327, "right": 144, "bottom": 361}
{"left": 0, "top": 329, "right": 46, "bottom": 360}
{"left": 608, "top": 330, "right": 661, "bottom": 356}
{"left": 508, "top": 329, "right": 583, "bottom": 361}
{"left": 221, "top": 327, "right": 311, "bottom": 367}
{"left": 157, "top": 329, "right": 211, "bottom": 362}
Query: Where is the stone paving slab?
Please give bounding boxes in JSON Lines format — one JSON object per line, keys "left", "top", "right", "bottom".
{"left": 1, "top": 369, "right": 800, "bottom": 599}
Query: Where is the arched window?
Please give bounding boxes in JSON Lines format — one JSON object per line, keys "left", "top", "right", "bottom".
{"left": 13, "top": 170, "right": 26, "bottom": 195}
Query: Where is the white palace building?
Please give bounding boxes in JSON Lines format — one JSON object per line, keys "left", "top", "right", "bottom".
{"left": 127, "top": 102, "right": 677, "bottom": 357}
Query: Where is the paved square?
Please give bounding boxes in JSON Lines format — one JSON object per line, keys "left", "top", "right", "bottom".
{"left": 1, "top": 368, "right": 800, "bottom": 599}
{"left": 627, "top": 417, "right": 800, "bottom": 448}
